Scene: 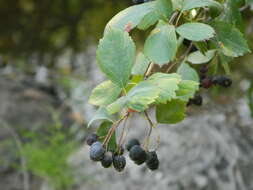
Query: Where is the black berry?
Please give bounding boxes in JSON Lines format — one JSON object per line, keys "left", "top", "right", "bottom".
{"left": 146, "top": 151, "right": 159, "bottom": 170}
{"left": 132, "top": 0, "right": 144, "bottom": 4}
{"left": 199, "top": 65, "right": 208, "bottom": 74}
{"left": 101, "top": 152, "right": 113, "bottom": 168}
{"left": 126, "top": 139, "right": 140, "bottom": 151}
{"left": 90, "top": 142, "right": 105, "bottom": 161}
{"left": 86, "top": 133, "right": 98, "bottom": 146}
{"left": 192, "top": 95, "right": 203, "bottom": 106}
{"left": 113, "top": 155, "right": 126, "bottom": 172}
{"left": 212, "top": 76, "right": 232, "bottom": 88}
{"left": 129, "top": 145, "right": 147, "bottom": 165}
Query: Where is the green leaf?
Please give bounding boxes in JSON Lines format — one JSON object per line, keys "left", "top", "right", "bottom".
{"left": 107, "top": 97, "right": 127, "bottom": 115}
{"left": 182, "top": 0, "right": 223, "bottom": 12}
{"left": 177, "top": 63, "right": 199, "bottom": 82}
{"left": 218, "top": 0, "right": 244, "bottom": 32}
{"left": 219, "top": 52, "right": 232, "bottom": 75}
{"left": 187, "top": 50, "right": 216, "bottom": 64}
{"left": 137, "top": 11, "right": 160, "bottom": 30}
{"left": 156, "top": 0, "right": 173, "bottom": 19}
{"left": 97, "top": 28, "right": 136, "bottom": 88}
{"left": 105, "top": 2, "right": 156, "bottom": 33}
{"left": 132, "top": 52, "right": 150, "bottom": 75}
{"left": 194, "top": 41, "right": 208, "bottom": 55}
{"left": 126, "top": 81, "right": 160, "bottom": 112}
{"left": 144, "top": 21, "right": 177, "bottom": 65}
{"left": 172, "top": 0, "right": 184, "bottom": 10}
{"left": 156, "top": 99, "right": 186, "bottom": 124}
{"left": 88, "top": 107, "right": 115, "bottom": 128}
{"left": 149, "top": 73, "right": 181, "bottom": 104}
{"left": 89, "top": 80, "right": 122, "bottom": 106}
{"left": 176, "top": 23, "right": 215, "bottom": 41}
{"left": 97, "top": 122, "right": 117, "bottom": 152}
{"left": 211, "top": 21, "right": 251, "bottom": 57}
{"left": 176, "top": 80, "right": 199, "bottom": 101}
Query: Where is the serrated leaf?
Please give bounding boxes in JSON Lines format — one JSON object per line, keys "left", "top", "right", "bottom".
{"left": 177, "top": 63, "right": 199, "bottom": 82}
{"left": 176, "top": 23, "right": 215, "bottom": 41}
{"left": 126, "top": 81, "right": 160, "bottom": 112}
{"left": 156, "top": 0, "right": 173, "bottom": 19}
{"left": 105, "top": 2, "right": 156, "bottom": 33}
{"left": 89, "top": 80, "right": 122, "bottom": 106}
{"left": 149, "top": 73, "right": 181, "bottom": 104}
{"left": 156, "top": 99, "right": 186, "bottom": 124}
{"left": 176, "top": 80, "right": 199, "bottom": 101}
{"left": 182, "top": 0, "right": 223, "bottom": 12}
{"left": 97, "top": 122, "right": 117, "bottom": 152}
{"left": 144, "top": 21, "right": 177, "bottom": 65}
{"left": 97, "top": 28, "right": 136, "bottom": 88}
{"left": 88, "top": 107, "right": 115, "bottom": 128}
{"left": 187, "top": 50, "right": 216, "bottom": 64}
{"left": 211, "top": 21, "right": 251, "bottom": 57}
{"left": 218, "top": 0, "right": 244, "bottom": 32}
{"left": 132, "top": 52, "right": 150, "bottom": 75}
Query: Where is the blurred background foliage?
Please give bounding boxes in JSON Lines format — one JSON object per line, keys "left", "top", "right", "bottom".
{"left": 0, "top": 0, "right": 253, "bottom": 190}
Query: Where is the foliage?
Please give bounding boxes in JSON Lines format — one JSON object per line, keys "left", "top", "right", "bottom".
{"left": 20, "top": 121, "right": 78, "bottom": 190}
{"left": 88, "top": 0, "right": 251, "bottom": 152}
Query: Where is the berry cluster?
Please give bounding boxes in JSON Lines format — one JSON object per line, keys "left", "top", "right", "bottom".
{"left": 87, "top": 134, "right": 159, "bottom": 172}
{"left": 199, "top": 65, "right": 232, "bottom": 89}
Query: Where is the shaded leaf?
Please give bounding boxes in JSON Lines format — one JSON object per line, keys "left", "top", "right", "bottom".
{"left": 97, "top": 28, "right": 136, "bottom": 88}
{"left": 176, "top": 23, "right": 215, "bottom": 41}
{"left": 156, "top": 99, "right": 186, "bottom": 124}
{"left": 97, "top": 122, "right": 117, "bottom": 152}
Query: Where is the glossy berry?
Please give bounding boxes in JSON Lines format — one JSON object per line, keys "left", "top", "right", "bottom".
{"left": 113, "top": 155, "right": 126, "bottom": 172}
{"left": 192, "top": 95, "right": 203, "bottom": 106}
{"left": 132, "top": 0, "right": 144, "bottom": 4}
{"left": 146, "top": 151, "right": 159, "bottom": 170}
{"left": 212, "top": 76, "right": 232, "bottom": 88}
{"left": 201, "top": 77, "right": 213, "bottom": 89}
{"left": 101, "top": 152, "right": 113, "bottom": 168}
{"left": 129, "top": 145, "right": 147, "bottom": 164}
{"left": 90, "top": 142, "right": 105, "bottom": 161}
{"left": 86, "top": 133, "right": 98, "bottom": 146}
{"left": 126, "top": 139, "right": 140, "bottom": 151}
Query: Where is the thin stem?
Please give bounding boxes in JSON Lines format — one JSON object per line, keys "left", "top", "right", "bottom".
{"left": 169, "top": 11, "right": 179, "bottom": 24}
{"left": 103, "top": 113, "right": 129, "bottom": 147}
{"left": 175, "top": 12, "right": 183, "bottom": 26}
{"left": 143, "top": 111, "right": 154, "bottom": 151}
{"left": 144, "top": 62, "right": 154, "bottom": 79}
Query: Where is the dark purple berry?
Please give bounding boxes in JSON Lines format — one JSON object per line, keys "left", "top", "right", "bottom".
{"left": 86, "top": 133, "right": 98, "bottom": 146}
{"left": 129, "top": 145, "right": 147, "bottom": 165}
{"left": 126, "top": 139, "right": 140, "bottom": 151}
{"left": 113, "top": 155, "right": 126, "bottom": 172}
{"left": 146, "top": 151, "right": 159, "bottom": 170}
{"left": 201, "top": 77, "right": 213, "bottom": 89}
{"left": 90, "top": 142, "right": 105, "bottom": 161}
{"left": 199, "top": 65, "right": 208, "bottom": 74}
{"left": 101, "top": 152, "right": 113, "bottom": 168}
